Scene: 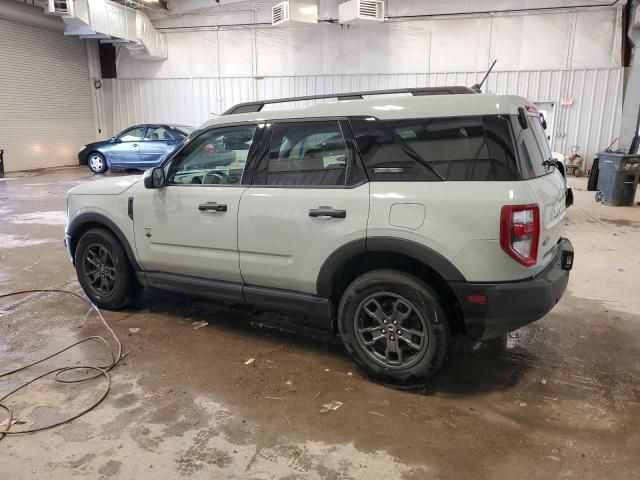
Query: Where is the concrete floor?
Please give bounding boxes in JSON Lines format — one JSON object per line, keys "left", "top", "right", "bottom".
{"left": 1, "top": 167, "right": 639, "bottom": 479}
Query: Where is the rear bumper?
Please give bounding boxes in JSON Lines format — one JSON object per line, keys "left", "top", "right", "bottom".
{"left": 451, "top": 238, "right": 573, "bottom": 340}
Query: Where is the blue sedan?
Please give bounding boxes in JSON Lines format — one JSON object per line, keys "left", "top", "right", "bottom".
{"left": 78, "top": 124, "right": 194, "bottom": 174}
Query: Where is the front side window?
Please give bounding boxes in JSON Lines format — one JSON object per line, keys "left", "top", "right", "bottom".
{"left": 264, "top": 121, "right": 350, "bottom": 186}
{"left": 145, "top": 126, "right": 174, "bottom": 141}
{"left": 167, "top": 125, "right": 257, "bottom": 185}
{"left": 118, "top": 127, "right": 145, "bottom": 142}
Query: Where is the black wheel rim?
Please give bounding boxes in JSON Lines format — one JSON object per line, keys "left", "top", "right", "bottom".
{"left": 354, "top": 292, "right": 429, "bottom": 369}
{"left": 83, "top": 243, "right": 117, "bottom": 297}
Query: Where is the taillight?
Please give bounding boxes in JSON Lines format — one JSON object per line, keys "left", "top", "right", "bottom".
{"left": 500, "top": 204, "right": 540, "bottom": 267}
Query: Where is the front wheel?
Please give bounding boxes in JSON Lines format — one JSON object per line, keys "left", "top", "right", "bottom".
{"left": 75, "top": 228, "right": 139, "bottom": 310}
{"left": 88, "top": 152, "right": 108, "bottom": 174}
{"left": 338, "top": 270, "right": 453, "bottom": 387}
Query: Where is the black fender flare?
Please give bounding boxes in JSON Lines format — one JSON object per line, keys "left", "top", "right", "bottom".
{"left": 67, "top": 212, "right": 140, "bottom": 270}
{"left": 316, "top": 237, "right": 466, "bottom": 297}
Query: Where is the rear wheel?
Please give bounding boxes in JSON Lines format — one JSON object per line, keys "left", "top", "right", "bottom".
{"left": 75, "top": 228, "right": 139, "bottom": 310}
{"left": 338, "top": 270, "right": 453, "bottom": 387}
{"left": 88, "top": 152, "right": 107, "bottom": 174}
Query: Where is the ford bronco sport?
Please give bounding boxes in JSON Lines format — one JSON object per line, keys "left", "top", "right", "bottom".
{"left": 65, "top": 87, "right": 574, "bottom": 386}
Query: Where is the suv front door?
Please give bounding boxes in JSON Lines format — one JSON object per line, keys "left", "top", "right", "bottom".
{"left": 133, "top": 124, "right": 259, "bottom": 284}
{"left": 238, "top": 119, "right": 370, "bottom": 296}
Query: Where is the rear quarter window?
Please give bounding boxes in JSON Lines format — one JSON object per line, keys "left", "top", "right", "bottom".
{"left": 512, "top": 115, "right": 553, "bottom": 179}
{"left": 349, "top": 117, "right": 442, "bottom": 182}
{"left": 383, "top": 115, "right": 520, "bottom": 181}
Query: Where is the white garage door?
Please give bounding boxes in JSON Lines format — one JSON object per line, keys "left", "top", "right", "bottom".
{"left": 0, "top": 18, "right": 95, "bottom": 172}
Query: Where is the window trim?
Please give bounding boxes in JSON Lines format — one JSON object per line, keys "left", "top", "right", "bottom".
{"left": 249, "top": 117, "right": 368, "bottom": 189}
{"left": 163, "top": 122, "right": 262, "bottom": 188}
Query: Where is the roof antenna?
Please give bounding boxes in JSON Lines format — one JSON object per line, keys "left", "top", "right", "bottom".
{"left": 471, "top": 59, "right": 497, "bottom": 93}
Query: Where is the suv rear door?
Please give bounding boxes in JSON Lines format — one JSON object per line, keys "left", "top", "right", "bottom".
{"left": 237, "top": 119, "right": 369, "bottom": 295}
{"left": 514, "top": 113, "right": 566, "bottom": 269}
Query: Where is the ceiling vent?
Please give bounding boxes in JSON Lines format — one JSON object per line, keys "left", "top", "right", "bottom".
{"left": 272, "top": 1, "right": 318, "bottom": 26}
{"left": 44, "top": 0, "right": 74, "bottom": 17}
{"left": 339, "top": 0, "right": 385, "bottom": 24}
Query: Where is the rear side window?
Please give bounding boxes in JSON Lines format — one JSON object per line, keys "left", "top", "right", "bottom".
{"left": 513, "top": 116, "right": 553, "bottom": 179}
{"left": 145, "top": 126, "right": 174, "bottom": 141}
{"left": 383, "top": 116, "right": 519, "bottom": 181}
{"left": 349, "top": 117, "right": 441, "bottom": 182}
{"left": 264, "top": 121, "right": 350, "bottom": 186}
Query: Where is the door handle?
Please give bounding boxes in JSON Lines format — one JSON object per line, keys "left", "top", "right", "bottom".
{"left": 309, "top": 207, "right": 346, "bottom": 219}
{"left": 132, "top": 143, "right": 138, "bottom": 147}
{"left": 198, "top": 202, "right": 227, "bottom": 212}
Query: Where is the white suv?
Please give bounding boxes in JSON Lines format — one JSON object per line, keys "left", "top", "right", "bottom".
{"left": 65, "top": 87, "right": 574, "bottom": 386}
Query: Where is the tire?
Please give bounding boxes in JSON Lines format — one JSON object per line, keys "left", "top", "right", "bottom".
{"left": 74, "top": 228, "right": 140, "bottom": 310}
{"left": 337, "top": 270, "right": 453, "bottom": 387}
{"left": 87, "top": 152, "right": 108, "bottom": 174}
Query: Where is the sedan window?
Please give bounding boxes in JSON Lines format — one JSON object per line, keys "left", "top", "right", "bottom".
{"left": 145, "top": 126, "right": 174, "bottom": 141}
{"left": 118, "top": 127, "right": 145, "bottom": 142}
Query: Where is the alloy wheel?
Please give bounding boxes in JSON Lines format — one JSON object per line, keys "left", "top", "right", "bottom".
{"left": 354, "top": 292, "right": 429, "bottom": 369}
{"left": 83, "top": 244, "right": 117, "bottom": 297}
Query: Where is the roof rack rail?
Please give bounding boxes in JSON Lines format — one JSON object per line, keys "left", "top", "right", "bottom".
{"left": 222, "top": 86, "right": 476, "bottom": 115}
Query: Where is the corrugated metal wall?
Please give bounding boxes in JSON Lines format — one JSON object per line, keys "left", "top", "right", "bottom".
{"left": 0, "top": 18, "right": 95, "bottom": 172}
{"left": 105, "top": 68, "right": 623, "bottom": 166}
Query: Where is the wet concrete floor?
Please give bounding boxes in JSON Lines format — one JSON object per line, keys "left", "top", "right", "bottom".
{"left": 1, "top": 167, "right": 639, "bottom": 479}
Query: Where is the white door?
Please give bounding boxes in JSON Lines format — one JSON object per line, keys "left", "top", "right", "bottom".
{"left": 534, "top": 101, "right": 555, "bottom": 149}
{"left": 133, "top": 124, "right": 258, "bottom": 282}
{"left": 238, "top": 120, "right": 370, "bottom": 295}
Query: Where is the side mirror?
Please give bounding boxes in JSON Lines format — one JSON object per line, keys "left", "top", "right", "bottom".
{"left": 143, "top": 167, "right": 165, "bottom": 189}
{"left": 111, "top": 136, "right": 120, "bottom": 143}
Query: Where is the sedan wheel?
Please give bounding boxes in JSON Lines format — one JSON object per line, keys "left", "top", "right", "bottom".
{"left": 88, "top": 153, "right": 107, "bottom": 174}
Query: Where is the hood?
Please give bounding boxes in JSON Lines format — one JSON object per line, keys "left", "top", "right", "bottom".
{"left": 68, "top": 175, "right": 142, "bottom": 195}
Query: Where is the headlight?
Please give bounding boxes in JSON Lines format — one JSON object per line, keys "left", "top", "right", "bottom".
{"left": 79, "top": 145, "right": 86, "bottom": 152}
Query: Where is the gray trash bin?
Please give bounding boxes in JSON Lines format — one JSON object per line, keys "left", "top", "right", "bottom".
{"left": 596, "top": 152, "right": 640, "bottom": 206}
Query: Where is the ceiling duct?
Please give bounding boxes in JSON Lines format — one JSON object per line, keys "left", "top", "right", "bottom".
{"left": 43, "top": 0, "right": 167, "bottom": 61}
{"left": 338, "top": 0, "right": 384, "bottom": 24}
